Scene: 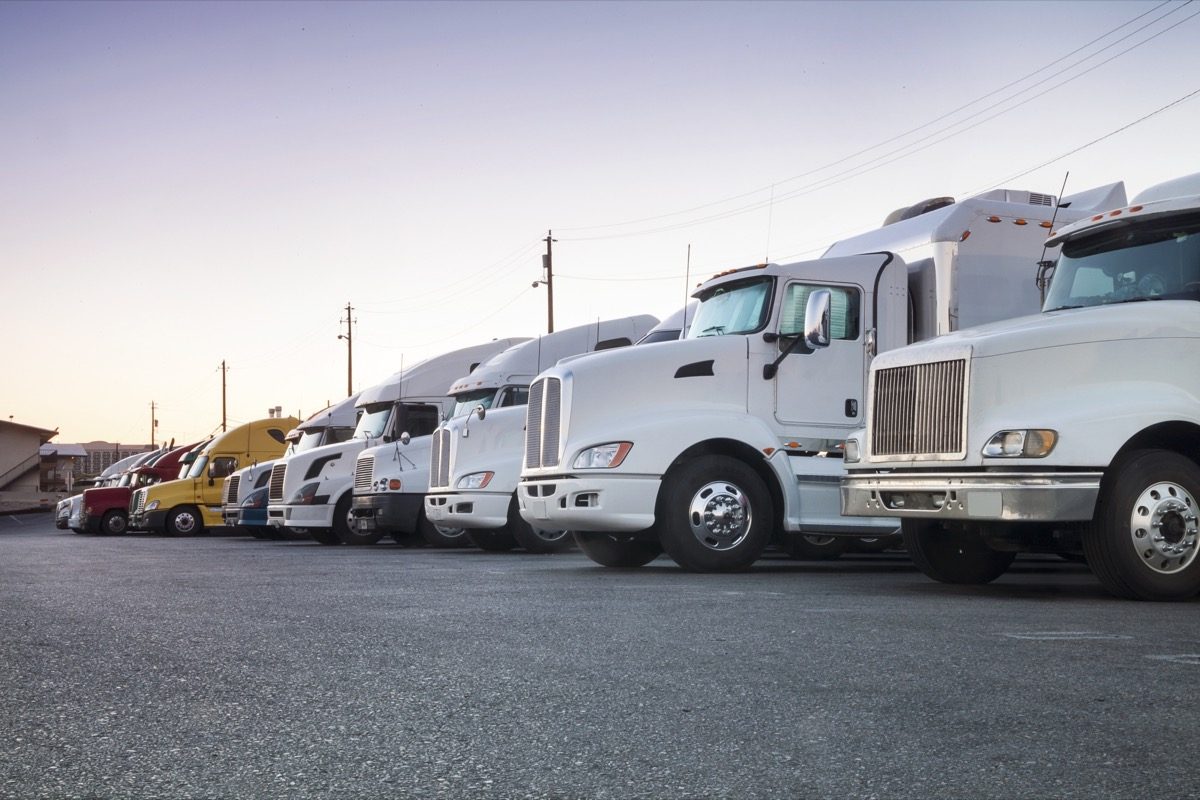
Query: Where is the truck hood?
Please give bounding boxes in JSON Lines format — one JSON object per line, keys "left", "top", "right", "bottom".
{"left": 875, "top": 300, "right": 1200, "bottom": 367}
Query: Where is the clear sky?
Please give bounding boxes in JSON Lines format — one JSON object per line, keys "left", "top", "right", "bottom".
{"left": 3, "top": 0, "right": 1198, "bottom": 446}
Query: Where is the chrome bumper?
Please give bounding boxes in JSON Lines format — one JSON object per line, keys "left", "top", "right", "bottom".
{"left": 841, "top": 470, "right": 1103, "bottom": 522}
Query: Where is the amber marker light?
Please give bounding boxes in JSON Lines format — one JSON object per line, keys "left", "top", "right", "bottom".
{"left": 987, "top": 216, "right": 1001, "bottom": 223}
{"left": 1014, "top": 219, "right": 1028, "bottom": 226}
{"left": 960, "top": 230, "right": 971, "bottom": 241}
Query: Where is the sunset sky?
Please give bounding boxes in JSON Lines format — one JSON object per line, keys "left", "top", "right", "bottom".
{"left": 3, "top": 0, "right": 1198, "bottom": 446}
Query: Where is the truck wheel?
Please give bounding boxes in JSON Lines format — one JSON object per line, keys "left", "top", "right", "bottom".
{"left": 851, "top": 532, "right": 903, "bottom": 553}
{"left": 508, "top": 494, "right": 573, "bottom": 553}
{"left": 100, "top": 510, "right": 128, "bottom": 536}
{"left": 418, "top": 510, "right": 470, "bottom": 548}
{"left": 339, "top": 505, "right": 385, "bottom": 547}
{"left": 1083, "top": 449, "right": 1200, "bottom": 601}
{"left": 657, "top": 456, "right": 773, "bottom": 572}
{"left": 165, "top": 506, "right": 203, "bottom": 537}
{"left": 902, "top": 519, "right": 1015, "bottom": 584}
{"left": 467, "top": 528, "right": 518, "bottom": 552}
{"left": 574, "top": 532, "right": 662, "bottom": 567}
{"left": 309, "top": 527, "right": 341, "bottom": 545}
{"left": 786, "top": 533, "right": 848, "bottom": 560}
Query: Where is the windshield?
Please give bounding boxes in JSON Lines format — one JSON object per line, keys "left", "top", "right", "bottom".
{"left": 687, "top": 276, "right": 774, "bottom": 338}
{"left": 1044, "top": 212, "right": 1200, "bottom": 312}
{"left": 353, "top": 403, "right": 394, "bottom": 440}
{"left": 293, "top": 429, "right": 327, "bottom": 453}
{"left": 186, "top": 455, "right": 209, "bottom": 479}
{"left": 451, "top": 389, "right": 499, "bottom": 419}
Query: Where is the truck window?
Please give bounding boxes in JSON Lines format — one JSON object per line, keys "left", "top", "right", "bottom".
{"left": 209, "top": 457, "right": 238, "bottom": 479}
{"left": 399, "top": 404, "right": 441, "bottom": 438}
{"left": 451, "top": 389, "right": 498, "bottom": 419}
{"left": 1045, "top": 212, "right": 1200, "bottom": 311}
{"left": 498, "top": 387, "right": 529, "bottom": 407}
{"left": 353, "top": 403, "right": 393, "bottom": 439}
{"left": 688, "top": 276, "right": 774, "bottom": 338}
{"left": 779, "top": 283, "right": 860, "bottom": 340}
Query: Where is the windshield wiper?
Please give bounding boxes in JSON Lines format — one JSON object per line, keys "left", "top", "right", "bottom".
{"left": 699, "top": 325, "right": 726, "bottom": 336}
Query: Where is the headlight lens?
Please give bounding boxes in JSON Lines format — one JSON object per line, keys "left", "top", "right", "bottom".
{"left": 844, "top": 437, "right": 861, "bottom": 464}
{"left": 982, "top": 429, "right": 1058, "bottom": 458}
{"left": 146, "top": 500, "right": 160, "bottom": 511}
{"left": 572, "top": 442, "right": 633, "bottom": 469}
{"left": 456, "top": 471, "right": 494, "bottom": 489}
{"left": 289, "top": 482, "right": 320, "bottom": 505}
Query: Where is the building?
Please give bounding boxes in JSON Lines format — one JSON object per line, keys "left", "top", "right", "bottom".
{"left": 39, "top": 443, "right": 89, "bottom": 493}
{"left": 77, "top": 441, "right": 156, "bottom": 477}
{"left": 0, "top": 419, "right": 58, "bottom": 494}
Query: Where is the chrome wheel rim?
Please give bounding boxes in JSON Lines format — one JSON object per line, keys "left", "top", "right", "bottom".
{"left": 687, "top": 480, "right": 752, "bottom": 552}
{"left": 803, "top": 534, "right": 839, "bottom": 547}
{"left": 533, "top": 527, "right": 569, "bottom": 544}
{"left": 105, "top": 515, "right": 127, "bottom": 535}
{"left": 436, "top": 524, "right": 466, "bottom": 541}
{"left": 173, "top": 511, "right": 197, "bottom": 534}
{"left": 1129, "top": 481, "right": 1199, "bottom": 574}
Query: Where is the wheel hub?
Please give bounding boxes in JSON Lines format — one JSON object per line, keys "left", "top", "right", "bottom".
{"left": 534, "top": 528, "right": 568, "bottom": 544}
{"left": 1130, "top": 481, "right": 1199, "bottom": 574}
{"left": 688, "top": 481, "right": 752, "bottom": 551}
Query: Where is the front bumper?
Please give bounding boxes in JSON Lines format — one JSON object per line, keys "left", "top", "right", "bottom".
{"left": 267, "top": 503, "right": 335, "bottom": 529}
{"left": 348, "top": 493, "right": 423, "bottom": 534}
{"left": 518, "top": 475, "right": 661, "bottom": 532}
{"left": 425, "top": 491, "right": 510, "bottom": 530}
{"left": 841, "top": 470, "right": 1104, "bottom": 522}
{"left": 129, "top": 509, "right": 167, "bottom": 532}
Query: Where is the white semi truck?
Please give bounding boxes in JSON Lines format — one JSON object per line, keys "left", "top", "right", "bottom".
{"left": 516, "top": 182, "right": 1126, "bottom": 571}
{"left": 841, "top": 173, "right": 1200, "bottom": 601}
{"left": 266, "top": 339, "right": 525, "bottom": 545}
{"left": 417, "top": 315, "right": 659, "bottom": 551}
{"left": 222, "top": 394, "right": 360, "bottom": 536}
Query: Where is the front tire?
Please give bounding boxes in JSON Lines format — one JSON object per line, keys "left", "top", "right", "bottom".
{"left": 100, "top": 510, "right": 128, "bottom": 536}
{"left": 574, "top": 532, "right": 662, "bottom": 567}
{"left": 165, "top": 506, "right": 204, "bottom": 537}
{"left": 1084, "top": 449, "right": 1200, "bottom": 601}
{"left": 418, "top": 510, "right": 470, "bottom": 548}
{"left": 657, "top": 455, "right": 773, "bottom": 572}
{"left": 508, "top": 494, "right": 573, "bottom": 553}
{"left": 466, "top": 528, "right": 518, "bottom": 552}
{"left": 786, "top": 533, "right": 848, "bottom": 560}
{"left": 902, "top": 519, "right": 1015, "bottom": 584}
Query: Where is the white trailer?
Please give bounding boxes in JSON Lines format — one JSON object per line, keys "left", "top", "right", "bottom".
{"left": 413, "top": 315, "right": 659, "bottom": 551}
{"left": 266, "top": 339, "right": 526, "bottom": 545}
{"left": 841, "top": 173, "right": 1200, "bottom": 601}
{"left": 516, "top": 182, "right": 1126, "bottom": 571}
{"left": 222, "top": 393, "right": 360, "bottom": 535}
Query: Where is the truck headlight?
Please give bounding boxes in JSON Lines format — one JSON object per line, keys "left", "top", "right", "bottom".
{"left": 290, "top": 482, "right": 320, "bottom": 505}
{"left": 844, "top": 437, "right": 861, "bottom": 464}
{"left": 572, "top": 442, "right": 633, "bottom": 469}
{"left": 374, "top": 479, "right": 402, "bottom": 491}
{"left": 982, "top": 429, "right": 1058, "bottom": 458}
{"left": 456, "top": 471, "right": 494, "bottom": 489}
{"left": 146, "top": 500, "right": 160, "bottom": 511}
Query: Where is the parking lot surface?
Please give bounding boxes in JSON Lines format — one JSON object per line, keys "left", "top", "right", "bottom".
{"left": 1, "top": 513, "right": 1197, "bottom": 799}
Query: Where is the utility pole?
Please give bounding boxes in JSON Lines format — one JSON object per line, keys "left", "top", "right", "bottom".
{"left": 220, "top": 360, "right": 228, "bottom": 432}
{"left": 531, "top": 230, "right": 556, "bottom": 333}
{"left": 338, "top": 302, "right": 355, "bottom": 397}
{"left": 150, "top": 401, "right": 157, "bottom": 447}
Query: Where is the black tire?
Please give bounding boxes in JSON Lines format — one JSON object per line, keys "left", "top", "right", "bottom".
{"left": 309, "top": 527, "right": 342, "bottom": 546}
{"left": 786, "top": 533, "right": 848, "bottom": 560}
{"left": 574, "top": 532, "right": 662, "bottom": 567}
{"left": 339, "top": 505, "right": 385, "bottom": 546}
{"left": 250, "top": 528, "right": 271, "bottom": 540}
{"left": 99, "top": 510, "right": 128, "bottom": 536}
{"left": 657, "top": 455, "right": 773, "bottom": 572}
{"left": 507, "top": 494, "right": 573, "bottom": 553}
{"left": 902, "top": 519, "right": 1015, "bottom": 584}
{"left": 467, "top": 528, "right": 518, "bottom": 552}
{"left": 417, "top": 509, "right": 470, "bottom": 548}
{"left": 1083, "top": 449, "right": 1200, "bottom": 601}
{"left": 850, "top": 533, "right": 903, "bottom": 554}
{"left": 165, "top": 506, "right": 204, "bottom": 537}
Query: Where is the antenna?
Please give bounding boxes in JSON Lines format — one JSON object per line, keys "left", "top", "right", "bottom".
{"left": 765, "top": 184, "right": 776, "bottom": 262}
{"left": 682, "top": 244, "right": 692, "bottom": 333}
{"left": 1036, "top": 171, "right": 1071, "bottom": 305}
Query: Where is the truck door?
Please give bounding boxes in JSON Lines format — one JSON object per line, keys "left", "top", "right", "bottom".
{"left": 773, "top": 281, "right": 866, "bottom": 429}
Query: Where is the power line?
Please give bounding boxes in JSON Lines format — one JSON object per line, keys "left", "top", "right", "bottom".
{"left": 557, "top": 1, "right": 1196, "bottom": 241}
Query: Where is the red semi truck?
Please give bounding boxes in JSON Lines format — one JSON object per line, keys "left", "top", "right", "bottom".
{"left": 81, "top": 441, "right": 202, "bottom": 534}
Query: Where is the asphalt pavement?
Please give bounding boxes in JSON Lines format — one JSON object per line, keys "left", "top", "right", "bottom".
{"left": 1, "top": 514, "right": 1197, "bottom": 799}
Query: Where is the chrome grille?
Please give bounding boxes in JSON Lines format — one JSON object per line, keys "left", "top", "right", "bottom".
{"left": 524, "top": 377, "right": 562, "bottom": 469}
{"left": 1028, "top": 192, "right": 1054, "bottom": 207}
{"left": 429, "top": 428, "right": 451, "bottom": 488}
{"left": 354, "top": 454, "right": 374, "bottom": 493}
{"left": 872, "top": 359, "right": 966, "bottom": 457}
{"left": 268, "top": 463, "right": 287, "bottom": 502}
{"left": 225, "top": 474, "right": 241, "bottom": 504}
{"left": 131, "top": 489, "right": 145, "bottom": 515}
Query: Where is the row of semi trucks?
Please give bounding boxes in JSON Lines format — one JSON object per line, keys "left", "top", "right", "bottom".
{"left": 61, "top": 172, "right": 1200, "bottom": 602}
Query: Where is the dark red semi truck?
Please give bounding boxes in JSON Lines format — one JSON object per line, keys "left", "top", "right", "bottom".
{"left": 82, "top": 441, "right": 202, "bottom": 534}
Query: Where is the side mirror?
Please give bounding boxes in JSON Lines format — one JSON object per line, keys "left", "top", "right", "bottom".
{"left": 474, "top": 404, "right": 487, "bottom": 422}
{"left": 804, "top": 289, "right": 831, "bottom": 350}
{"left": 399, "top": 431, "right": 411, "bottom": 446}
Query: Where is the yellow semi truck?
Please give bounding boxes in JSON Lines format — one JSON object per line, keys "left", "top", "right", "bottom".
{"left": 129, "top": 416, "right": 299, "bottom": 535}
